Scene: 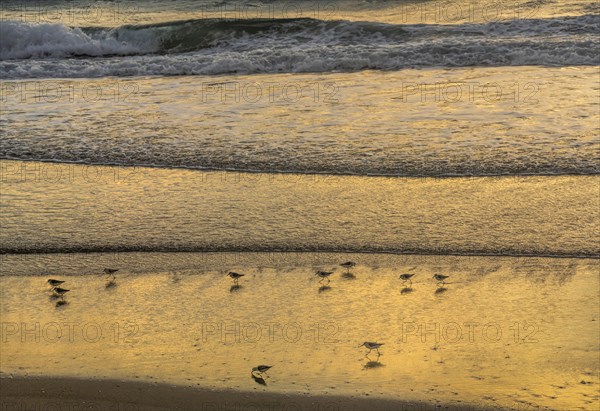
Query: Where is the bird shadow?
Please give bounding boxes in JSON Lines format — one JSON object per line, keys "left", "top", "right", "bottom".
{"left": 400, "top": 287, "right": 413, "bottom": 294}
{"left": 105, "top": 280, "right": 117, "bottom": 289}
{"left": 365, "top": 352, "right": 382, "bottom": 362}
{"left": 341, "top": 273, "right": 356, "bottom": 280}
{"left": 55, "top": 300, "right": 68, "bottom": 308}
{"left": 251, "top": 374, "right": 267, "bottom": 386}
{"left": 49, "top": 294, "right": 60, "bottom": 301}
{"left": 363, "top": 360, "right": 384, "bottom": 370}
{"left": 230, "top": 284, "right": 243, "bottom": 293}
{"left": 435, "top": 287, "right": 448, "bottom": 295}
{"left": 318, "top": 285, "right": 332, "bottom": 293}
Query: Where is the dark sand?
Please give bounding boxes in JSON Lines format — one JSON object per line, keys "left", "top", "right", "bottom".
{"left": 0, "top": 376, "right": 501, "bottom": 411}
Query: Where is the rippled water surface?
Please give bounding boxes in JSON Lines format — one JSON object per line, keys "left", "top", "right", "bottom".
{"left": 1, "top": 161, "right": 598, "bottom": 256}
{"left": 2, "top": 68, "right": 599, "bottom": 176}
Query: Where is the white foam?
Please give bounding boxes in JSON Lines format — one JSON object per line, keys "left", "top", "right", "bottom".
{"left": 1, "top": 38, "right": 597, "bottom": 79}
{"left": 0, "top": 20, "right": 157, "bottom": 60}
{"left": 0, "top": 16, "right": 598, "bottom": 78}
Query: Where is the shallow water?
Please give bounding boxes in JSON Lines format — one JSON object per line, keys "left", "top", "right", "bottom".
{"left": 1, "top": 253, "right": 598, "bottom": 410}
{"left": 2, "top": 67, "right": 599, "bottom": 176}
{"left": 1, "top": 160, "right": 598, "bottom": 256}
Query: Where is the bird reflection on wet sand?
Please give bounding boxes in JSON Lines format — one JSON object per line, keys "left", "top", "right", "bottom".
{"left": 363, "top": 360, "right": 384, "bottom": 370}
{"left": 251, "top": 373, "right": 267, "bottom": 385}
{"left": 230, "top": 284, "right": 243, "bottom": 293}
{"left": 105, "top": 280, "right": 117, "bottom": 289}
{"left": 318, "top": 285, "right": 332, "bottom": 293}
{"left": 435, "top": 287, "right": 448, "bottom": 295}
{"left": 341, "top": 272, "right": 356, "bottom": 280}
{"left": 401, "top": 287, "right": 413, "bottom": 294}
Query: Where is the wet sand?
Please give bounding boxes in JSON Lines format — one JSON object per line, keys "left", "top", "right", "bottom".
{"left": 1, "top": 375, "right": 433, "bottom": 411}
{"left": 1, "top": 253, "right": 598, "bottom": 410}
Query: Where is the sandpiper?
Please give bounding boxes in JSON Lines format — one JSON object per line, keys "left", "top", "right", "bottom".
{"left": 315, "top": 271, "right": 333, "bottom": 284}
{"left": 47, "top": 279, "right": 65, "bottom": 287}
{"left": 252, "top": 365, "right": 273, "bottom": 378}
{"left": 399, "top": 273, "right": 415, "bottom": 285}
{"left": 104, "top": 268, "right": 118, "bottom": 280}
{"left": 432, "top": 274, "right": 449, "bottom": 285}
{"left": 359, "top": 341, "right": 384, "bottom": 356}
{"left": 52, "top": 287, "right": 70, "bottom": 300}
{"left": 228, "top": 272, "right": 245, "bottom": 284}
{"left": 340, "top": 261, "right": 356, "bottom": 271}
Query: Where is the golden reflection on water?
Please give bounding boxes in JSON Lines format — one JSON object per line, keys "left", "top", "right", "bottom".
{"left": 1, "top": 255, "right": 598, "bottom": 410}
{"left": 1, "top": 160, "right": 598, "bottom": 256}
{"left": 3, "top": 67, "right": 599, "bottom": 176}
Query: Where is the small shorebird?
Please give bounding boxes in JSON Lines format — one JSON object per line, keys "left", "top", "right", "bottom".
{"left": 104, "top": 268, "right": 118, "bottom": 280}
{"left": 340, "top": 261, "right": 356, "bottom": 271}
{"left": 399, "top": 273, "right": 415, "bottom": 285}
{"left": 47, "top": 279, "right": 65, "bottom": 287}
{"left": 52, "top": 287, "right": 70, "bottom": 300}
{"left": 432, "top": 274, "right": 449, "bottom": 285}
{"left": 359, "top": 341, "right": 384, "bottom": 356}
{"left": 315, "top": 271, "right": 333, "bottom": 284}
{"left": 251, "top": 365, "right": 273, "bottom": 378}
{"left": 228, "top": 272, "right": 245, "bottom": 284}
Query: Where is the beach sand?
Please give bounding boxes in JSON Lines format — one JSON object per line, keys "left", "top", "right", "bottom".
{"left": 1, "top": 375, "right": 430, "bottom": 411}
{"left": 1, "top": 252, "right": 598, "bottom": 410}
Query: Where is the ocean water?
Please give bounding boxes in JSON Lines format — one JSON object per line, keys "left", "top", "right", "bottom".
{"left": 1, "top": 0, "right": 599, "bottom": 256}
{"left": 0, "top": 1, "right": 599, "bottom": 409}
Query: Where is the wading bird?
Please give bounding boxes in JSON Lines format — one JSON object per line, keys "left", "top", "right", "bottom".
{"left": 228, "top": 272, "right": 245, "bottom": 285}
{"left": 399, "top": 273, "right": 415, "bottom": 286}
{"left": 359, "top": 341, "right": 384, "bottom": 357}
{"left": 432, "top": 274, "right": 449, "bottom": 285}
{"left": 315, "top": 271, "right": 333, "bottom": 284}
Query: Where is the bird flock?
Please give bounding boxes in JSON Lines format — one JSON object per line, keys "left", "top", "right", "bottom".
{"left": 225, "top": 261, "right": 452, "bottom": 373}
{"left": 228, "top": 261, "right": 450, "bottom": 289}
{"left": 46, "top": 261, "right": 452, "bottom": 382}
{"left": 46, "top": 268, "right": 119, "bottom": 307}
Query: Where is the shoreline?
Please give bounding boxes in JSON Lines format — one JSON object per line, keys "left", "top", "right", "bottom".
{"left": 2, "top": 157, "right": 600, "bottom": 180}
{"left": 1, "top": 249, "right": 599, "bottom": 260}
{"left": 0, "top": 376, "right": 506, "bottom": 411}
{"left": 1, "top": 251, "right": 598, "bottom": 278}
